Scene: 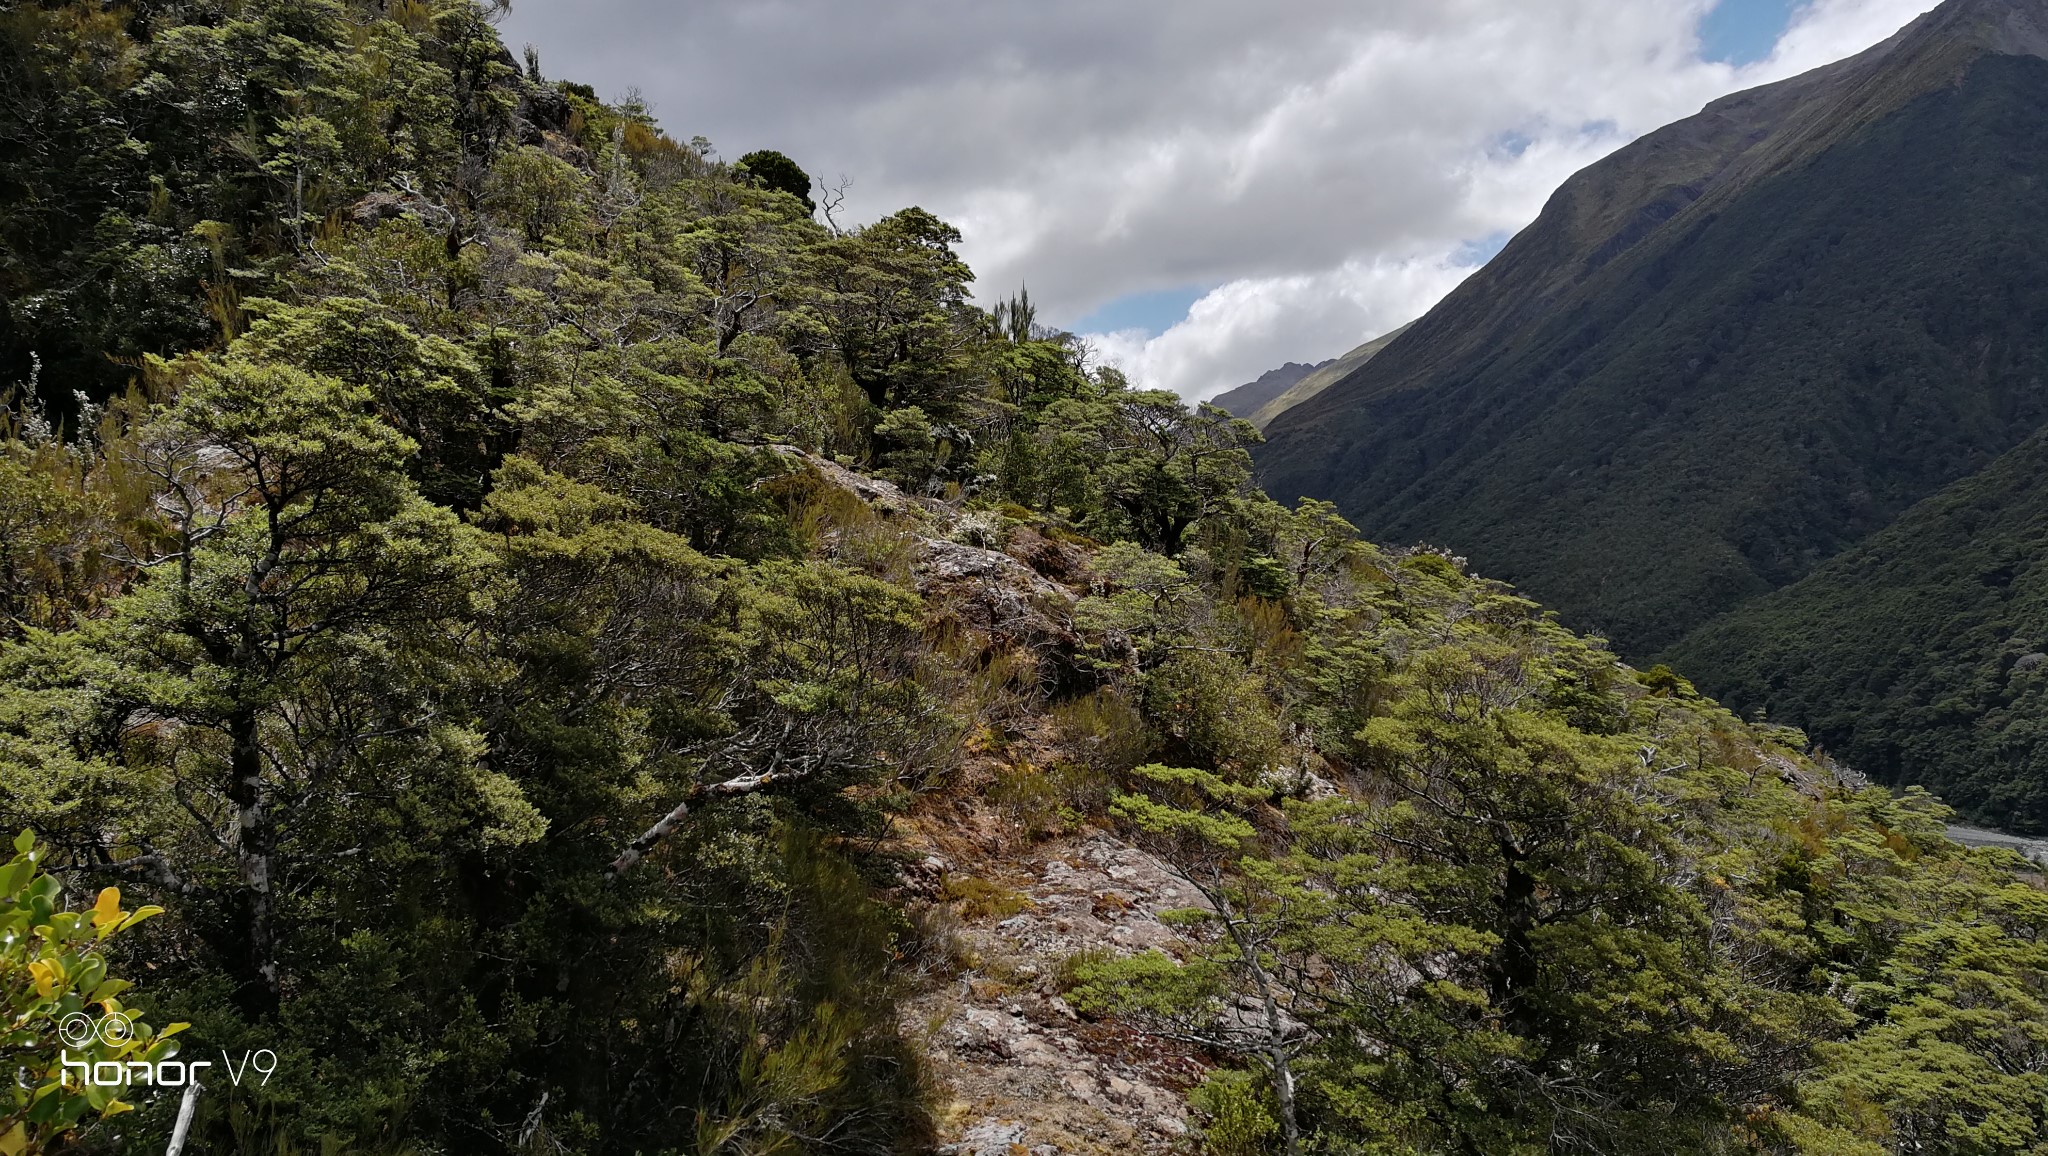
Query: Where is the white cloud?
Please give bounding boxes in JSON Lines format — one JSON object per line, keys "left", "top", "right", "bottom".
{"left": 1085, "top": 257, "right": 1478, "bottom": 402}
{"left": 501, "top": 0, "right": 1941, "bottom": 400}
{"left": 1768, "top": 0, "right": 1950, "bottom": 72}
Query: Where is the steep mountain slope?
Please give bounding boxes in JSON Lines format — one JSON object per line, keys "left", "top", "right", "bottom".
{"left": 1248, "top": 321, "right": 1412, "bottom": 429}
{"left": 1256, "top": 0, "right": 2048, "bottom": 658}
{"left": 1667, "top": 428, "right": 2048, "bottom": 831}
{"left": 1207, "top": 358, "right": 1328, "bottom": 418}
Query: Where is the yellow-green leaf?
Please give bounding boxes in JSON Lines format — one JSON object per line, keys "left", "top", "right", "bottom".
{"left": 91, "top": 888, "right": 124, "bottom": 930}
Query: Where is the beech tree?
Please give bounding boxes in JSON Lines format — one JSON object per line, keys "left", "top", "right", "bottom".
{"left": 46, "top": 358, "right": 503, "bottom": 1015}
{"left": 808, "top": 207, "right": 979, "bottom": 413}
{"left": 734, "top": 149, "right": 815, "bottom": 215}
{"left": 1068, "top": 763, "right": 1309, "bottom": 1156}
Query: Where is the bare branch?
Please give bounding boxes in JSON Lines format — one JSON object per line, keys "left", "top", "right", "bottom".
{"left": 819, "top": 176, "right": 853, "bottom": 235}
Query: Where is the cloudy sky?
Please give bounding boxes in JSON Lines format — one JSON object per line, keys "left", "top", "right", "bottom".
{"left": 502, "top": 0, "right": 1941, "bottom": 400}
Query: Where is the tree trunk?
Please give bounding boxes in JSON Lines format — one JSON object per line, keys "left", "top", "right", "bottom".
{"left": 226, "top": 706, "right": 279, "bottom": 1017}
{"left": 1218, "top": 897, "right": 1302, "bottom": 1156}
{"left": 164, "top": 1074, "right": 204, "bottom": 1156}
{"left": 1263, "top": 1004, "right": 1302, "bottom": 1156}
{"left": 1492, "top": 842, "right": 1540, "bottom": 1030}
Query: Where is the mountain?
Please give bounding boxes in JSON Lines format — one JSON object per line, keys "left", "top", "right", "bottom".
{"left": 1256, "top": 0, "right": 2048, "bottom": 660}
{"left": 1667, "top": 427, "right": 2048, "bottom": 830}
{"left": 1248, "top": 321, "right": 1412, "bottom": 428}
{"left": 1205, "top": 327, "right": 1414, "bottom": 430}
{"left": 1207, "top": 358, "right": 1330, "bottom": 418}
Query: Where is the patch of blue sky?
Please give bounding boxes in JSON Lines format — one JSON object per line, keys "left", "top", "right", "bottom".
{"left": 1490, "top": 130, "right": 1535, "bottom": 159}
{"left": 1069, "top": 285, "right": 1210, "bottom": 337}
{"left": 1699, "top": 0, "right": 1803, "bottom": 66}
{"left": 1451, "top": 231, "right": 1514, "bottom": 268}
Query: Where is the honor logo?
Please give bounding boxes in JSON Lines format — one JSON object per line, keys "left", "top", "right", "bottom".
{"left": 55, "top": 1012, "right": 276, "bottom": 1088}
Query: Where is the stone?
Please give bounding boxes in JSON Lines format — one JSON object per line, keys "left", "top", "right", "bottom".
{"left": 954, "top": 1007, "right": 1017, "bottom": 1057}
{"left": 943, "top": 1120, "right": 1028, "bottom": 1156}
{"left": 1010, "top": 1036, "right": 1063, "bottom": 1067}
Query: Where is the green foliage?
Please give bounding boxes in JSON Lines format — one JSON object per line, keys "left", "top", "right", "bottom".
{"left": 1143, "top": 653, "right": 1286, "bottom": 779}
{"left": 1188, "top": 1070, "right": 1279, "bottom": 1156}
{"left": 1060, "top": 557, "right": 2048, "bottom": 1155}
{"left": 1, "top": 831, "right": 176, "bottom": 1155}
{"left": 987, "top": 760, "right": 1106, "bottom": 839}
{"left": 734, "top": 149, "right": 815, "bottom": 214}
{"left": 808, "top": 207, "right": 978, "bottom": 414}
{"left": 941, "top": 876, "right": 1034, "bottom": 922}
{"left": 1066, "top": 948, "right": 1232, "bottom": 1031}
{"left": 0, "top": 4, "right": 986, "bottom": 1148}
{"left": 1670, "top": 426, "right": 2048, "bottom": 831}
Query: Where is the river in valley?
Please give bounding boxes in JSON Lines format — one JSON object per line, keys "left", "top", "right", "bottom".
{"left": 1946, "top": 823, "right": 2048, "bottom": 866}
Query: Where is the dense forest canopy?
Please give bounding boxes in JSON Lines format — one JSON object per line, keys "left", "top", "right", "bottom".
{"left": 1, "top": 2, "right": 2044, "bottom": 1155}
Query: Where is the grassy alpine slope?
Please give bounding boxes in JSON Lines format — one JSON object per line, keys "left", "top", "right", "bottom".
{"left": 0, "top": 2, "right": 2044, "bottom": 1154}
{"left": 1240, "top": 322, "right": 1413, "bottom": 430}
{"left": 1207, "top": 359, "right": 1329, "bottom": 422}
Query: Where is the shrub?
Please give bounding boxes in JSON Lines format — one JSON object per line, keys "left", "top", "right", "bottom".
{"left": 1189, "top": 1070, "right": 1279, "bottom": 1156}
{"left": 941, "top": 876, "right": 1034, "bottom": 921}
{"left": 1, "top": 831, "right": 178, "bottom": 1155}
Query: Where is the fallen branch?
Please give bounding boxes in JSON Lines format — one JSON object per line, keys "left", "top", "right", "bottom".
{"left": 164, "top": 1075, "right": 203, "bottom": 1156}
{"left": 63, "top": 849, "right": 204, "bottom": 897}
{"left": 604, "top": 769, "right": 790, "bottom": 879}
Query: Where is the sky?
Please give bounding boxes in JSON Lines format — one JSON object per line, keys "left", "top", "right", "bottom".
{"left": 500, "top": 0, "right": 1943, "bottom": 400}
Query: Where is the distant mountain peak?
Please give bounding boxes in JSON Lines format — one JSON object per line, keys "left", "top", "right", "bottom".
{"left": 1206, "top": 359, "right": 1332, "bottom": 420}
{"left": 1856, "top": 0, "right": 2048, "bottom": 79}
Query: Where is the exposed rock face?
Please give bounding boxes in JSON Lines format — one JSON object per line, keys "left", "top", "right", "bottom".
{"left": 904, "top": 832, "right": 1211, "bottom": 1156}
{"left": 781, "top": 447, "right": 1213, "bottom": 1151}
{"left": 772, "top": 446, "right": 940, "bottom": 521}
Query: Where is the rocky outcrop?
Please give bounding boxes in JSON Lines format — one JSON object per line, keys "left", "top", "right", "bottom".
{"left": 904, "top": 832, "right": 1214, "bottom": 1155}
{"left": 777, "top": 448, "right": 1213, "bottom": 1150}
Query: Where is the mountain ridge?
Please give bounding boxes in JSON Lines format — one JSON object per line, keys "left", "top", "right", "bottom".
{"left": 1207, "top": 358, "right": 1329, "bottom": 419}
{"left": 1247, "top": 322, "right": 1412, "bottom": 428}
{"left": 7, "top": 0, "right": 2048, "bottom": 1150}
{"left": 1257, "top": 0, "right": 2048, "bottom": 655}
{"left": 1253, "top": 0, "right": 2048, "bottom": 826}
{"left": 1271, "top": 0, "right": 2048, "bottom": 430}
{"left": 1666, "top": 423, "right": 2048, "bottom": 830}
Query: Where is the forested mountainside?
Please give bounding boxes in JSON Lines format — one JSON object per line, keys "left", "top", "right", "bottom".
{"left": 2, "top": 3, "right": 2046, "bottom": 1155}
{"left": 1253, "top": 0, "right": 2048, "bottom": 829}
{"left": 1668, "top": 427, "right": 2048, "bottom": 830}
